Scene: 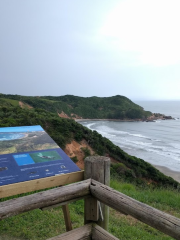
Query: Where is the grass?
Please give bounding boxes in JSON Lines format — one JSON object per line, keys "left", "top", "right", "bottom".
{"left": 109, "top": 210, "right": 173, "bottom": 240}
{"left": 110, "top": 178, "right": 180, "bottom": 218}
{"left": 1, "top": 177, "right": 180, "bottom": 239}
{"left": 1, "top": 98, "right": 19, "bottom": 107}
{"left": 0, "top": 200, "right": 84, "bottom": 240}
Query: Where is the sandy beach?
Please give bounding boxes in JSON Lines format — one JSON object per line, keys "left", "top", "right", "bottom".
{"left": 75, "top": 119, "right": 139, "bottom": 122}
{"left": 154, "top": 165, "right": 180, "bottom": 183}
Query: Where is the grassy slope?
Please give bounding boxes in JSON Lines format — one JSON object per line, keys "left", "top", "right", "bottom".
{"left": 0, "top": 98, "right": 19, "bottom": 107}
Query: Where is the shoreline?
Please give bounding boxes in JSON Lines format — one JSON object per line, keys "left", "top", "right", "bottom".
{"left": 153, "top": 165, "right": 180, "bottom": 183}
{"left": 75, "top": 119, "right": 139, "bottom": 122}
{"left": 76, "top": 118, "right": 179, "bottom": 183}
{"left": 75, "top": 118, "right": 174, "bottom": 123}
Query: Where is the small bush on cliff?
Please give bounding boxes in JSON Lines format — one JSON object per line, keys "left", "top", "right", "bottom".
{"left": 71, "top": 156, "right": 78, "bottom": 163}
{"left": 81, "top": 147, "right": 91, "bottom": 159}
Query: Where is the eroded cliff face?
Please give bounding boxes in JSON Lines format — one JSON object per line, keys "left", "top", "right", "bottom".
{"left": 57, "top": 111, "right": 83, "bottom": 119}
{"left": 57, "top": 111, "right": 69, "bottom": 118}
{"left": 19, "top": 101, "right": 33, "bottom": 109}
{"left": 64, "top": 139, "right": 119, "bottom": 169}
{"left": 64, "top": 139, "right": 94, "bottom": 169}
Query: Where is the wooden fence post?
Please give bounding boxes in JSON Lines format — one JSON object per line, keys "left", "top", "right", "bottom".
{"left": 84, "top": 156, "right": 110, "bottom": 230}
{"left": 62, "top": 204, "right": 73, "bottom": 232}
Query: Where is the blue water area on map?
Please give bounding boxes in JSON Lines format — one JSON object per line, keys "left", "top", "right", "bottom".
{"left": 13, "top": 154, "right": 35, "bottom": 166}
{"left": 0, "top": 125, "right": 43, "bottom": 133}
{"left": 0, "top": 133, "right": 26, "bottom": 141}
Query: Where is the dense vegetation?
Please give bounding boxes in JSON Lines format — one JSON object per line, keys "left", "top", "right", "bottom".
{"left": 0, "top": 102, "right": 178, "bottom": 188}
{"left": 0, "top": 93, "right": 152, "bottom": 119}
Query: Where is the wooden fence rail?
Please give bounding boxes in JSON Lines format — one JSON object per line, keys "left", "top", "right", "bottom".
{"left": 46, "top": 223, "right": 119, "bottom": 240}
{"left": 90, "top": 179, "right": 180, "bottom": 240}
{"left": 0, "top": 179, "right": 91, "bottom": 220}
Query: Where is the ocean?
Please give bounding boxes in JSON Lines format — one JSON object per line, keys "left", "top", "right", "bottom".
{"left": 79, "top": 101, "right": 180, "bottom": 172}
{"left": 0, "top": 133, "right": 25, "bottom": 141}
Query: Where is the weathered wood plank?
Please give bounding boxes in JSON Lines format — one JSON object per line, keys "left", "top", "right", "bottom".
{"left": 84, "top": 156, "right": 110, "bottom": 230}
{"left": 42, "top": 196, "right": 86, "bottom": 210}
{"left": 84, "top": 157, "right": 99, "bottom": 222}
{"left": 84, "top": 195, "right": 99, "bottom": 222}
{"left": 0, "top": 171, "right": 84, "bottom": 198}
{"left": 90, "top": 180, "right": 180, "bottom": 240}
{"left": 92, "top": 224, "right": 119, "bottom": 240}
{"left": 0, "top": 179, "right": 91, "bottom": 220}
{"left": 46, "top": 224, "right": 92, "bottom": 240}
{"left": 62, "top": 205, "right": 72, "bottom": 232}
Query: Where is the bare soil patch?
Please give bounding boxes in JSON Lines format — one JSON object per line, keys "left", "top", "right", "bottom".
{"left": 64, "top": 139, "right": 94, "bottom": 169}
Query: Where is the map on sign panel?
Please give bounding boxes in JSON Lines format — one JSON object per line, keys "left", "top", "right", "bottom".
{"left": 0, "top": 125, "right": 80, "bottom": 186}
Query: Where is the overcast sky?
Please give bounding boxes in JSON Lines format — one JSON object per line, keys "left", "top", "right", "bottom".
{"left": 1, "top": 0, "right": 180, "bottom": 100}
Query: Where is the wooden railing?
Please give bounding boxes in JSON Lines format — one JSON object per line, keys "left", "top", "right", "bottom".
{"left": 0, "top": 180, "right": 90, "bottom": 220}
{"left": 1, "top": 156, "right": 180, "bottom": 240}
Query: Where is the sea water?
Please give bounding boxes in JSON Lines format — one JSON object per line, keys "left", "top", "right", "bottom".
{"left": 0, "top": 133, "right": 25, "bottom": 141}
{"left": 79, "top": 101, "right": 180, "bottom": 172}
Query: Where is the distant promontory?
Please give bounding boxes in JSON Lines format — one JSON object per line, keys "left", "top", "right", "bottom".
{"left": 0, "top": 93, "right": 173, "bottom": 121}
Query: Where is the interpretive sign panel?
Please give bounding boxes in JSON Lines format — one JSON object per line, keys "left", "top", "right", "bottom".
{"left": 0, "top": 125, "right": 80, "bottom": 186}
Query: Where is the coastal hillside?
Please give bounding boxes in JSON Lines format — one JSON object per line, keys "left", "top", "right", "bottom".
{"left": 0, "top": 98, "right": 178, "bottom": 188}
{"left": 0, "top": 93, "right": 152, "bottom": 120}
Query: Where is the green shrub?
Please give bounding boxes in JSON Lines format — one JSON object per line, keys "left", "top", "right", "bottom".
{"left": 71, "top": 156, "right": 78, "bottom": 163}
{"left": 81, "top": 147, "right": 91, "bottom": 159}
